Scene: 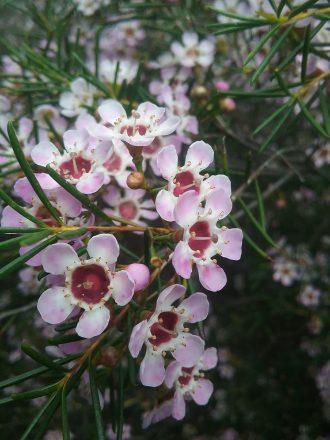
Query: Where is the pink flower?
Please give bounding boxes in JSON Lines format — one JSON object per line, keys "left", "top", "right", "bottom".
{"left": 102, "top": 140, "right": 135, "bottom": 187}
{"left": 155, "top": 141, "right": 231, "bottom": 221}
{"left": 103, "top": 185, "right": 158, "bottom": 226}
{"left": 128, "top": 284, "right": 209, "bottom": 387}
{"left": 31, "top": 129, "right": 113, "bottom": 194}
{"left": 37, "top": 234, "right": 135, "bottom": 338}
{"left": 171, "top": 190, "right": 243, "bottom": 292}
{"left": 298, "top": 285, "right": 322, "bottom": 307}
{"left": 88, "top": 100, "right": 180, "bottom": 147}
{"left": 164, "top": 347, "right": 218, "bottom": 420}
{"left": 170, "top": 32, "right": 215, "bottom": 68}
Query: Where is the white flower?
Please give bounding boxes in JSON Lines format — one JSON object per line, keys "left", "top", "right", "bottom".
{"left": 59, "top": 78, "right": 96, "bottom": 117}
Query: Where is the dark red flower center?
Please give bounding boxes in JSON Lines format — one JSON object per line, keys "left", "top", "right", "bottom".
{"left": 59, "top": 156, "right": 92, "bottom": 179}
{"left": 188, "top": 220, "right": 212, "bottom": 257}
{"left": 119, "top": 201, "right": 138, "bottom": 220}
{"left": 149, "top": 311, "right": 178, "bottom": 347}
{"left": 104, "top": 153, "right": 122, "bottom": 172}
{"left": 120, "top": 124, "right": 148, "bottom": 137}
{"left": 178, "top": 367, "right": 194, "bottom": 386}
{"left": 35, "top": 206, "right": 61, "bottom": 227}
{"left": 71, "top": 264, "right": 110, "bottom": 305}
{"left": 173, "top": 170, "right": 199, "bottom": 197}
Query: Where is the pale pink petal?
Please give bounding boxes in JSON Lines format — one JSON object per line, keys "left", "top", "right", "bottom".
{"left": 201, "top": 347, "right": 218, "bottom": 370}
{"left": 63, "top": 129, "right": 87, "bottom": 151}
{"left": 172, "top": 334, "right": 204, "bottom": 367}
{"left": 172, "top": 391, "right": 186, "bottom": 420}
{"left": 140, "top": 351, "right": 165, "bottom": 387}
{"left": 137, "top": 102, "right": 165, "bottom": 120}
{"left": 156, "top": 284, "right": 186, "bottom": 309}
{"left": 171, "top": 42, "right": 185, "bottom": 58}
{"left": 165, "top": 361, "right": 180, "bottom": 388}
{"left": 37, "top": 286, "right": 74, "bottom": 324}
{"left": 156, "top": 145, "right": 178, "bottom": 180}
{"left": 76, "top": 306, "right": 110, "bottom": 338}
{"left": 1, "top": 206, "right": 32, "bottom": 228}
{"left": 204, "top": 174, "right": 231, "bottom": 195}
{"left": 157, "top": 116, "right": 181, "bottom": 136}
{"left": 128, "top": 319, "right": 148, "bottom": 358}
{"left": 19, "top": 244, "right": 43, "bottom": 267}
{"left": 126, "top": 263, "right": 150, "bottom": 291}
{"left": 180, "top": 292, "right": 209, "bottom": 323}
{"left": 87, "top": 233, "right": 119, "bottom": 265}
{"left": 197, "top": 263, "right": 227, "bottom": 292}
{"left": 71, "top": 77, "right": 89, "bottom": 94}
{"left": 102, "top": 185, "right": 121, "bottom": 206}
{"left": 111, "top": 270, "right": 135, "bottom": 306}
{"left": 75, "top": 113, "right": 96, "bottom": 130}
{"left": 192, "top": 379, "right": 213, "bottom": 405}
{"left": 14, "top": 178, "right": 35, "bottom": 204}
{"left": 140, "top": 209, "right": 159, "bottom": 221}
{"left": 42, "top": 243, "right": 79, "bottom": 274}
{"left": 173, "top": 190, "right": 199, "bottom": 228}
{"left": 76, "top": 172, "right": 104, "bottom": 194}
{"left": 98, "top": 99, "right": 126, "bottom": 124}
{"left": 220, "top": 228, "right": 243, "bottom": 260}
{"left": 86, "top": 122, "right": 113, "bottom": 141}
{"left": 186, "top": 141, "right": 214, "bottom": 170}
{"left": 155, "top": 190, "right": 176, "bottom": 222}
{"left": 35, "top": 173, "right": 59, "bottom": 190}
{"left": 204, "top": 189, "right": 232, "bottom": 219}
{"left": 93, "top": 140, "right": 113, "bottom": 165}
{"left": 31, "top": 141, "right": 59, "bottom": 166}
{"left": 56, "top": 187, "right": 82, "bottom": 217}
{"left": 172, "top": 241, "right": 192, "bottom": 279}
{"left": 182, "top": 31, "right": 198, "bottom": 46}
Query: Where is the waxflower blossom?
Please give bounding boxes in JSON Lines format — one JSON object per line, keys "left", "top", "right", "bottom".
{"left": 172, "top": 190, "right": 243, "bottom": 291}
{"left": 31, "top": 128, "right": 113, "bottom": 194}
{"left": 59, "top": 78, "right": 96, "bottom": 117}
{"left": 103, "top": 185, "right": 158, "bottom": 226}
{"left": 88, "top": 100, "right": 181, "bottom": 147}
{"left": 164, "top": 347, "right": 218, "bottom": 420}
{"left": 102, "top": 139, "right": 135, "bottom": 188}
{"left": 312, "top": 142, "right": 330, "bottom": 168}
{"left": 73, "top": 0, "right": 110, "bottom": 16}
{"left": 155, "top": 141, "right": 231, "bottom": 221}
{"left": 170, "top": 32, "right": 215, "bottom": 68}
{"left": 98, "top": 59, "right": 139, "bottom": 85}
{"left": 38, "top": 234, "right": 135, "bottom": 338}
{"left": 129, "top": 284, "right": 209, "bottom": 387}
{"left": 298, "top": 285, "right": 322, "bottom": 307}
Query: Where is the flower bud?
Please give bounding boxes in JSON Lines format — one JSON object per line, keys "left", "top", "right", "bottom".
{"left": 190, "top": 85, "right": 209, "bottom": 100}
{"left": 126, "top": 263, "right": 150, "bottom": 291}
{"left": 150, "top": 256, "right": 162, "bottom": 268}
{"left": 219, "top": 97, "right": 236, "bottom": 113}
{"left": 127, "top": 171, "right": 145, "bottom": 189}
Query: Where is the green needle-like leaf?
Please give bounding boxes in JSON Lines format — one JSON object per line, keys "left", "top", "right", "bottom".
{"left": 89, "top": 357, "right": 106, "bottom": 440}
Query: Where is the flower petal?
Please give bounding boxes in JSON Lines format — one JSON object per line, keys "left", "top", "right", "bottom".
{"left": 204, "top": 189, "right": 232, "bottom": 220}
{"left": 201, "top": 347, "right": 218, "bottom": 370}
{"left": 14, "top": 178, "right": 35, "bottom": 204}
{"left": 76, "top": 172, "right": 104, "bottom": 194}
{"left": 165, "top": 361, "right": 180, "bottom": 388}
{"left": 172, "top": 334, "right": 204, "bottom": 367}
{"left": 186, "top": 141, "right": 214, "bottom": 170}
{"left": 157, "top": 116, "right": 181, "bottom": 136}
{"left": 42, "top": 243, "right": 79, "bottom": 275}
{"left": 156, "top": 145, "right": 178, "bottom": 180}
{"left": 204, "top": 174, "right": 231, "bottom": 196}
{"left": 173, "top": 190, "right": 199, "bottom": 228}
{"left": 155, "top": 189, "right": 176, "bottom": 222}
{"left": 172, "top": 391, "right": 186, "bottom": 420}
{"left": 37, "top": 286, "right": 74, "bottom": 324}
{"left": 197, "top": 263, "right": 227, "bottom": 292}
{"left": 31, "top": 141, "right": 59, "bottom": 166}
{"left": 128, "top": 319, "right": 148, "bottom": 358}
{"left": 156, "top": 284, "right": 186, "bottom": 309}
{"left": 1, "top": 206, "right": 32, "bottom": 228}
{"left": 87, "top": 233, "right": 119, "bottom": 266}
{"left": 56, "top": 187, "right": 82, "bottom": 217}
{"left": 220, "top": 228, "right": 243, "bottom": 260}
{"left": 126, "top": 263, "right": 150, "bottom": 291}
{"left": 98, "top": 99, "right": 126, "bottom": 124}
{"left": 191, "top": 379, "right": 213, "bottom": 405}
{"left": 140, "top": 351, "right": 165, "bottom": 387}
{"left": 76, "top": 306, "right": 110, "bottom": 338}
{"left": 111, "top": 270, "right": 135, "bottom": 306}
{"left": 180, "top": 292, "right": 209, "bottom": 323}
{"left": 172, "top": 241, "right": 193, "bottom": 279}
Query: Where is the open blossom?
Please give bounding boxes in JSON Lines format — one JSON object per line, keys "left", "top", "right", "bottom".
{"left": 312, "top": 142, "right": 330, "bottom": 168}
{"left": 164, "top": 347, "right": 218, "bottom": 420}
{"left": 272, "top": 256, "right": 300, "bottom": 286}
{"left": 98, "top": 59, "right": 139, "bottom": 85}
{"left": 170, "top": 32, "right": 215, "bottom": 68}
{"left": 31, "top": 129, "right": 113, "bottom": 194}
{"left": 59, "top": 78, "right": 96, "bottom": 117}
{"left": 103, "top": 185, "right": 158, "bottom": 226}
{"left": 88, "top": 100, "right": 180, "bottom": 147}
{"left": 149, "top": 67, "right": 191, "bottom": 104}
{"left": 298, "top": 285, "right": 321, "bottom": 307}
{"left": 172, "top": 190, "right": 243, "bottom": 292}
{"left": 73, "top": 0, "right": 110, "bottom": 16}
{"left": 155, "top": 141, "right": 230, "bottom": 221}
{"left": 102, "top": 139, "right": 135, "bottom": 187}
{"left": 38, "top": 234, "right": 135, "bottom": 338}
{"left": 129, "top": 284, "right": 209, "bottom": 387}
